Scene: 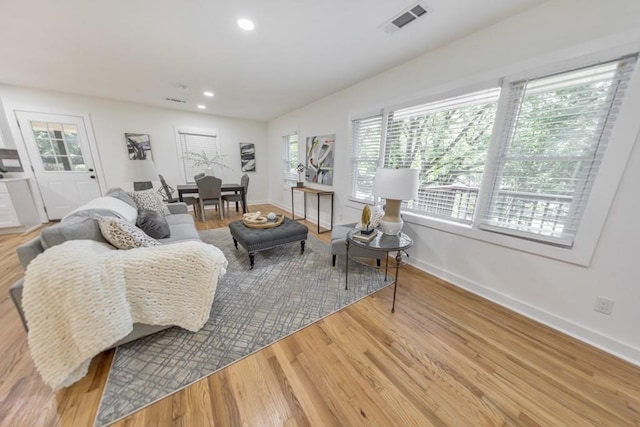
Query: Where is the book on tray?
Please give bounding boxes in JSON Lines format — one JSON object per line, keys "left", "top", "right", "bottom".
{"left": 352, "top": 229, "right": 378, "bottom": 242}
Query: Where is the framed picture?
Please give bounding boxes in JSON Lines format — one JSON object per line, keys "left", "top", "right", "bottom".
{"left": 306, "top": 134, "right": 335, "bottom": 185}
{"left": 239, "top": 142, "right": 256, "bottom": 172}
{"left": 125, "top": 133, "right": 152, "bottom": 160}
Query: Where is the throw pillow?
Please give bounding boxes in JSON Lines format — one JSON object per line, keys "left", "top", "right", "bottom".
{"left": 98, "top": 217, "right": 161, "bottom": 249}
{"left": 127, "top": 189, "right": 170, "bottom": 216}
{"left": 136, "top": 209, "right": 171, "bottom": 239}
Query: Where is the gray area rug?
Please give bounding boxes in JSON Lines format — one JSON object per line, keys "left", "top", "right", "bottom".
{"left": 95, "top": 227, "right": 388, "bottom": 426}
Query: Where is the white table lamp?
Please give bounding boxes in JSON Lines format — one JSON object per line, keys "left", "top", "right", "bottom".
{"left": 373, "top": 167, "right": 419, "bottom": 235}
{"left": 125, "top": 158, "right": 158, "bottom": 191}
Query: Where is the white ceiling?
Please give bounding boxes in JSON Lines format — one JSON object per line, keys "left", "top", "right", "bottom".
{"left": 0, "top": 0, "right": 545, "bottom": 121}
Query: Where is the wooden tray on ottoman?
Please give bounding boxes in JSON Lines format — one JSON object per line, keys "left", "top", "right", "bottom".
{"left": 243, "top": 214, "right": 284, "bottom": 229}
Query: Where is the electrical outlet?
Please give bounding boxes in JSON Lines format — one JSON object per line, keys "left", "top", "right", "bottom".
{"left": 594, "top": 297, "right": 614, "bottom": 315}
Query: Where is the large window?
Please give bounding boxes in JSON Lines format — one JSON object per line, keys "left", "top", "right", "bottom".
{"left": 481, "top": 58, "right": 637, "bottom": 245}
{"left": 283, "top": 133, "right": 298, "bottom": 186}
{"left": 350, "top": 54, "right": 638, "bottom": 247}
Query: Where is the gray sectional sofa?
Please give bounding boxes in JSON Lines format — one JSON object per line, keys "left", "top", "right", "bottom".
{"left": 9, "top": 187, "right": 202, "bottom": 348}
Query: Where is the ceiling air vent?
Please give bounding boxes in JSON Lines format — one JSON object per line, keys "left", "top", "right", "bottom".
{"left": 164, "top": 97, "right": 187, "bottom": 104}
{"left": 380, "top": 2, "right": 429, "bottom": 35}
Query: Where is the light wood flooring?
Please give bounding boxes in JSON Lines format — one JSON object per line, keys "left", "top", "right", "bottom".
{"left": 1, "top": 203, "right": 639, "bottom": 426}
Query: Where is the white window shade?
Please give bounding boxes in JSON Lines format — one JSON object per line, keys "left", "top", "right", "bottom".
{"left": 384, "top": 88, "right": 500, "bottom": 223}
{"left": 178, "top": 131, "right": 220, "bottom": 183}
{"left": 481, "top": 55, "right": 638, "bottom": 246}
{"left": 283, "top": 133, "right": 298, "bottom": 186}
{"left": 350, "top": 114, "right": 383, "bottom": 203}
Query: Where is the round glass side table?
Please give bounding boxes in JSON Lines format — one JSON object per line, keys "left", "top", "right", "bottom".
{"left": 345, "top": 229, "right": 413, "bottom": 312}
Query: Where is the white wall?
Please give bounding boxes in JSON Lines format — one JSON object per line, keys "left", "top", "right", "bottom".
{"left": 0, "top": 86, "right": 268, "bottom": 217}
{"left": 268, "top": 0, "right": 640, "bottom": 364}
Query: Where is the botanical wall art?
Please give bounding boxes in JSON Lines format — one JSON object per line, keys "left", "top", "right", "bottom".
{"left": 125, "top": 133, "right": 152, "bottom": 160}
{"left": 305, "top": 134, "right": 335, "bottom": 185}
{"left": 239, "top": 142, "right": 256, "bottom": 172}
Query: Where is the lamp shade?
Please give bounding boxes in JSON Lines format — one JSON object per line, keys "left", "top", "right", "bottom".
{"left": 373, "top": 168, "right": 419, "bottom": 200}
{"left": 124, "top": 158, "right": 158, "bottom": 182}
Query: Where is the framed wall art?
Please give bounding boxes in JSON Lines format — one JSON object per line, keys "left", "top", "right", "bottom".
{"left": 239, "top": 142, "right": 256, "bottom": 172}
{"left": 125, "top": 133, "right": 152, "bottom": 160}
{"left": 305, "top": 134, "right": 334, "bottom": 185}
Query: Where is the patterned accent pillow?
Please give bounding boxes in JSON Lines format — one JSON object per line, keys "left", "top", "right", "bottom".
{"left": 127, "top": 189, "right": 170, "bottom": 216}
{"left": 98, "top": 217, "right": 161, "bottom": 249}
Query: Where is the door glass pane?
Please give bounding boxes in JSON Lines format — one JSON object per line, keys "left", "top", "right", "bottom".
{"left": 52, "top": 139, "right": 67, "bottom": 155}
{"left": 66, "top": 140, "right": 82, "bottom": 156}
{"left": 41, "top": 156, "right": 59, "bottom": 171}
{"left": 37, "top": 139, "right": 53, "bottom": 155}
{"left": 47, "top": 122, "right": 63, "bottom": 139}
{"left": 70, "top": 155, "right": 86, "bottom": 170}
{"left": 63, "top": 123, "right": 78, "bottom": 139}
{"left": 56, "top": 156, "right": 72, "bottom": 171}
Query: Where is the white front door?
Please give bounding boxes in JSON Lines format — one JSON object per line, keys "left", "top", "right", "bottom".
{"left": 17, "top": 112, "right": 102, "bottom": 220}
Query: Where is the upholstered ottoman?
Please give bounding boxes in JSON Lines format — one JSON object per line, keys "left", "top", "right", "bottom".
{"left": 228, "top": 218, "right": 308, "bottom": 269}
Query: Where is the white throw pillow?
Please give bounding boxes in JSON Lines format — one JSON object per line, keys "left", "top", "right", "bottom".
{"left": 128, "top": 189, "right": 171, "bottom": 216}
{"left": 98, "top": 217, "right": 160, "bottom": 249}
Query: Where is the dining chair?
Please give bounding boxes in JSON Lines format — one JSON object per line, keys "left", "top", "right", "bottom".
{"left": 158, "top": 174, "right": 178, "bottom": 203}
{"left": 193, "top": 172, "right": 205, "bottom": 182}
{"left": 195, "top": 175, "right": 223, "bottom": 221}
{"left": 222, "top": 174, "right": 249, "bottom": 214}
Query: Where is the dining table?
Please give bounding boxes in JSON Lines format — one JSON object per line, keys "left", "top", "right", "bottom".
{"left": 176, "top": 183, "right": 247, "bottom": 213}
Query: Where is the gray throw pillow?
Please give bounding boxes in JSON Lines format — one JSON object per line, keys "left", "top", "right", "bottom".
{"left": 136, "top": 209, "right": 171, "bottom": 239}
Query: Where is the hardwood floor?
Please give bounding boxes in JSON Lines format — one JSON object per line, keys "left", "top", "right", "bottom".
{"left": 1, "top": 203, "right": 639, "bottom": 426}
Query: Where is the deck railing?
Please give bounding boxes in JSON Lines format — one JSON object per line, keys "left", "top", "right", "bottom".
{"left": 407, "top": 185, "right": 573, "bottom": 233}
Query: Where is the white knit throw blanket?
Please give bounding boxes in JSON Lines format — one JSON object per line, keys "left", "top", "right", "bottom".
{"left": 22, "top": 240, "right": 227, "bottom": 390}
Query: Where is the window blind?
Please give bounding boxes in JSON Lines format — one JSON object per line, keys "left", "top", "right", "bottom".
{"left": 481, "top": 55, "right": 638, "bottom": 246}
{"left": 350, "top": 114, "right": 383, "bottom": 203}
{"left": 384, "top": 88, "right": 500, "bottom": 223}
{"left": 178, "top": 131, "right": 219, "bottom": 183}
{"left": 283, "top": 133, "right": 298, "bottom": 186}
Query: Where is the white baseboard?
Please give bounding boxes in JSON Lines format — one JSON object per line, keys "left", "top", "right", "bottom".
{"left": 409, "top": 257, "right": 640, "bottom": 367}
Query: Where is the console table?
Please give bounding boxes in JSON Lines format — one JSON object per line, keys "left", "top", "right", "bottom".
{"left": 291, "top": 186, "right": 334, "bottom": 234}
{"left": 345, "top": 230, "right": 413, "bottom": 312}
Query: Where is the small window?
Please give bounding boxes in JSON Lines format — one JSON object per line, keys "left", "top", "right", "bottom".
{"left": 350, "top": 114, "right": 383, "bottom": 203}
{"left": 283, "top": 133, "right": 298, "bottom": 186}
{"left": 178, "top": 130, "right": 220, "bottom": 182}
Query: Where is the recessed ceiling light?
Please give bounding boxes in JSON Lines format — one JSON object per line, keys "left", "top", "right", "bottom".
{"left": 237, "top": 18, "right": 254, "bottom": 31}
{"left": 197, "top": 104, "right": 206, "bottom": 109}
{"left": 203, "top": 91, "right": 214, "bottom": 97}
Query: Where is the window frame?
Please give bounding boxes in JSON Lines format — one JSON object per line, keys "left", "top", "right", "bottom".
{"left": 348, "top": 47, "right": 640, "bottom": 266}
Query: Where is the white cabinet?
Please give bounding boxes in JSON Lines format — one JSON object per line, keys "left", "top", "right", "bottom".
{"left": 0, "top": 178, "right": 40, "bottom": 233}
